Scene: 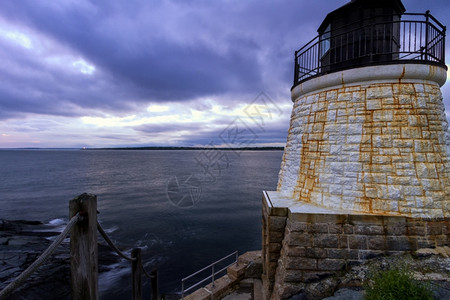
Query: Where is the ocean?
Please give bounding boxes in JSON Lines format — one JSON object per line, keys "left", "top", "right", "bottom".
{"left": 0, "top": 149, "right": 283, "bottom": 298}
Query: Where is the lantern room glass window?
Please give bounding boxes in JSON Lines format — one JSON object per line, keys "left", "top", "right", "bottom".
{"left": 320, "top": 24, "right": 331, "bottom": 58}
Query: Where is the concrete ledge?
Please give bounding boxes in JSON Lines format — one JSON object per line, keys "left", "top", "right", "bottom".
{"left": 183, "top": 287, "right": 212, "bottom": 300}
{"left": 204, "top": 275, "right": 236, "bottom": 299}
{"left": 264, "top": 191, "right": 447, "bottom": 219}
{"left": 183, "top": 275, "right": 235, "bottom": 300}
{"left": 227, "top": 263, "right": 246, "bottom": 281}
{"left": 265, "top": 191, "right": 377, "bottom": 216}
{"left": 262, "top": 192, "right": 450, "bottom": 299}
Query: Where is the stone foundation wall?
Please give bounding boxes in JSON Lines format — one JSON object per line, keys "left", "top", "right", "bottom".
{"left": 262, "top": 196, "right": 287, "bottom": 298}
{"left": 277, "top": 64, "right": 449, "bottom": 218}
{"left": 262, "top": 195, "right": 450, "bottom": 299}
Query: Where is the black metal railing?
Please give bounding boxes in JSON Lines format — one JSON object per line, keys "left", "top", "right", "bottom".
{"left": 294, "top": 11, "right": 446, "bottom": 86}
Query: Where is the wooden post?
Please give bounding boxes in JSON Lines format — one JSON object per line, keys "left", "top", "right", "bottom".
{"left": 131, "top": 248, "right": 142, "bottom": 300}
{"left": 151, "top": 269, "right": 159, "bottom": 300}
{"left": 69, "top": 193, "right": 98, "bottom": 300}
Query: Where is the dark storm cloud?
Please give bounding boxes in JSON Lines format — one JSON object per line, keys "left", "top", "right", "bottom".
{"left": 0, "top": 0, "right": 263, "bottom": 104}
{"left": 0, "top": 0, "right": 361, "bottom": 118}
{"left": 0, "top": 28, "right": 137, "bottom": 118}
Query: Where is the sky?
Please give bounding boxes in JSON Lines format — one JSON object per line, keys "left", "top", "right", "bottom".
{"left": 0, "top": 0, "right": 449, "bottom": 148}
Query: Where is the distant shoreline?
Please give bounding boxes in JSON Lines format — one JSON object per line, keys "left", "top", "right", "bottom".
{"left": 0, "top": 147, "right": 284, "bottom": 151}
{"left": 83, "top": 146, "right": 284, "bottom": 151}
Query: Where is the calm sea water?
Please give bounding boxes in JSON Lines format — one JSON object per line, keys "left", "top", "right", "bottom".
{"left": 0, "top": 149, "right": 283, "bottom": 298}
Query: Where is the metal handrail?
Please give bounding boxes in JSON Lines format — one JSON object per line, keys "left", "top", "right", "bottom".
{"left": 181, "top": 251, "right": 238, "bottom": 299}
{"left": 293, "top": 11, "right": 446, "bottom": 86}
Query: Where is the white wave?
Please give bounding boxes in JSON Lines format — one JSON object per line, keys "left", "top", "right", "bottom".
{"left": 135, "top": 233, "right": 164, "bottom": 248}
{"left": 41, "top": 218, "right": 68, "bottom": 233}
{"left": 104, "top": 225, "right": 119, "bottom": 234}
{"left": 98, "top": 262, "right": 130, "bottom": 293}
{"left": 137, "top": 244, "right": 149, "bottom": 251}
{"left": 142, "top": 256, "right": 165, "bottom": 269}
{"left": 48, "top": 218, "right": 66, "bottom": 226}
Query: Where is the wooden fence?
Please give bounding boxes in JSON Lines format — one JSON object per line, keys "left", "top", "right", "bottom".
{"left": 0, "top": 193, "right": 158, "bottom": 300}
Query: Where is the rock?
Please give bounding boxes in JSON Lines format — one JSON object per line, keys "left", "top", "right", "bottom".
{"left": 0, "top": 220, "right": 42, "bottom": 231}
{"left": 304, "top": 277, "right": 339, "bottom": 299}
{"left": 323, "top": 288, "right": 365, "bottom": 300}
{"left": 0, "top": 267, "right": 22, "bottom": 281}
{"left": 0, "top": 219, "right": 121, "bottom": 300}
{"left": 7, "top": 236, "right": 43, "bottom": 246}
{"left": 415, "top": 246, "right": 450, "bottom": 258}
{"left": 237, "top": 250, "right": 263, "bottom": 279}
{"left": 0, "top": 237, "right": 10, "bottom": 245}
{"left": 279, "top": 252, "right": 450, "bottom": 300}
{"left": 287, "top": 292, "right": 307, "bottom": 300}
{"left": 431, "top": 281, "right": 450, "bottom": 300}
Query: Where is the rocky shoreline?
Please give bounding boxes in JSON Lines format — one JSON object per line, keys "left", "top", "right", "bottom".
{"left": 0, "top": 219, "right": 122, "bottom": 300}
{"left": 2, "top": 219, "right": 450, "bottom": 299}
{"left": 298, "top": 251, "right": 450, "bottom": 300}
{"left": 187, "top": 250, "right": 450, "bottom": 300}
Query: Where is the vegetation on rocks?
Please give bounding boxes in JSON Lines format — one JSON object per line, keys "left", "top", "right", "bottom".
{"left": 364, "top": 259, "right": 434, "bottom": 300}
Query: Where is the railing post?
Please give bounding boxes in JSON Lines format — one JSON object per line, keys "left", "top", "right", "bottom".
{"left": 443, "top": 26, "right": 446, "bottom": 64}
{"left": 294, "top": 51, "right": 298, "bottom": 86}
{"left": 211, "top": 264, "right": 215, "bottom": 287}
{"left": 131, "top": 248, "right": 142, "bottom": 300}
{"left": 69, "top": 193, "right": 98, "bottom": 300}
{"left": 425, "top": 10, "right": 430, "bottom": 61}
{"left": 151, "top": 269, "right": 158, "bottom": 300}
{"left": 181, "top": 279, "right": 185, "bottom": 299}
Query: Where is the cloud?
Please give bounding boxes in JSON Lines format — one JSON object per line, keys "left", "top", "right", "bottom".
{"left": 0, "top": 0, "right": 353, "bottom": 106}
{"left": 0, "top": 1, "right": 265, "bottom": 101}
{"left": 0, "top": 0, "right": 449, "bottom": 147}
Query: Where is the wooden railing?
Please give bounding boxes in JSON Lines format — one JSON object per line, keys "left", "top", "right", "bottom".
{"left": 0, "top": 193, "right": 158, "bottom": 300}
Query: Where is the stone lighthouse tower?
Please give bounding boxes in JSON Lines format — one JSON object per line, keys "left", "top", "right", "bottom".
{"left": 262, "top": 0, "right": 448, "bottom": 298}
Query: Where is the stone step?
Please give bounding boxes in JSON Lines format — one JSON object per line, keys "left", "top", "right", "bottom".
{"left": 253, "top": 279, "right": 263, "bottom": 300}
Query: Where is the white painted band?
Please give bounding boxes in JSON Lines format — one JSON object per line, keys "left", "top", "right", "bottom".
{"left": 291, "top": 64, "right": 447, "bottom": 102}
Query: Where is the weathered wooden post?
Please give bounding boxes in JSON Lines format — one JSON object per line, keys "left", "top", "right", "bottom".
{"left": 131, "top": 248, "right": 142, "bottom": 300}
{"left": 151, "top": 269, "right": 158, "bottom": 300}
{"left": 69, "top": 193, "right": 98, "bottom": 300}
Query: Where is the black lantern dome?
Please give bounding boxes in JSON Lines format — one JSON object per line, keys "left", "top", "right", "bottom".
{"left": 318, "top": 0, "right": 405, "bottom": 71}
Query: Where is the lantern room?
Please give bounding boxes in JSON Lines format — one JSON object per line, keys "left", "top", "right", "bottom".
{"left": 318, "top": 0, "right": 406, "bottom": 72}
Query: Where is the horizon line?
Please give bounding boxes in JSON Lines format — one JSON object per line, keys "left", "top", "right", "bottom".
{"left": 0, "top": 146, "right": 285, "bottom": 151}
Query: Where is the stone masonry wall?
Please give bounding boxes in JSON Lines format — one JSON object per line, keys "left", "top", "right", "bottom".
{"left": 262, "top": 196, "right": 287, "bottom": 299}
{"left": 262, "top": 200, "right": 450, "bottom": 299}
{"left": 277, "top": 80, "right": 450, "bottom": 218}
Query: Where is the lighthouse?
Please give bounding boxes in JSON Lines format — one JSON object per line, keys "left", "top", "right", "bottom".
{"left": 262, "top": 0, "right": 448, "bottom": 298}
